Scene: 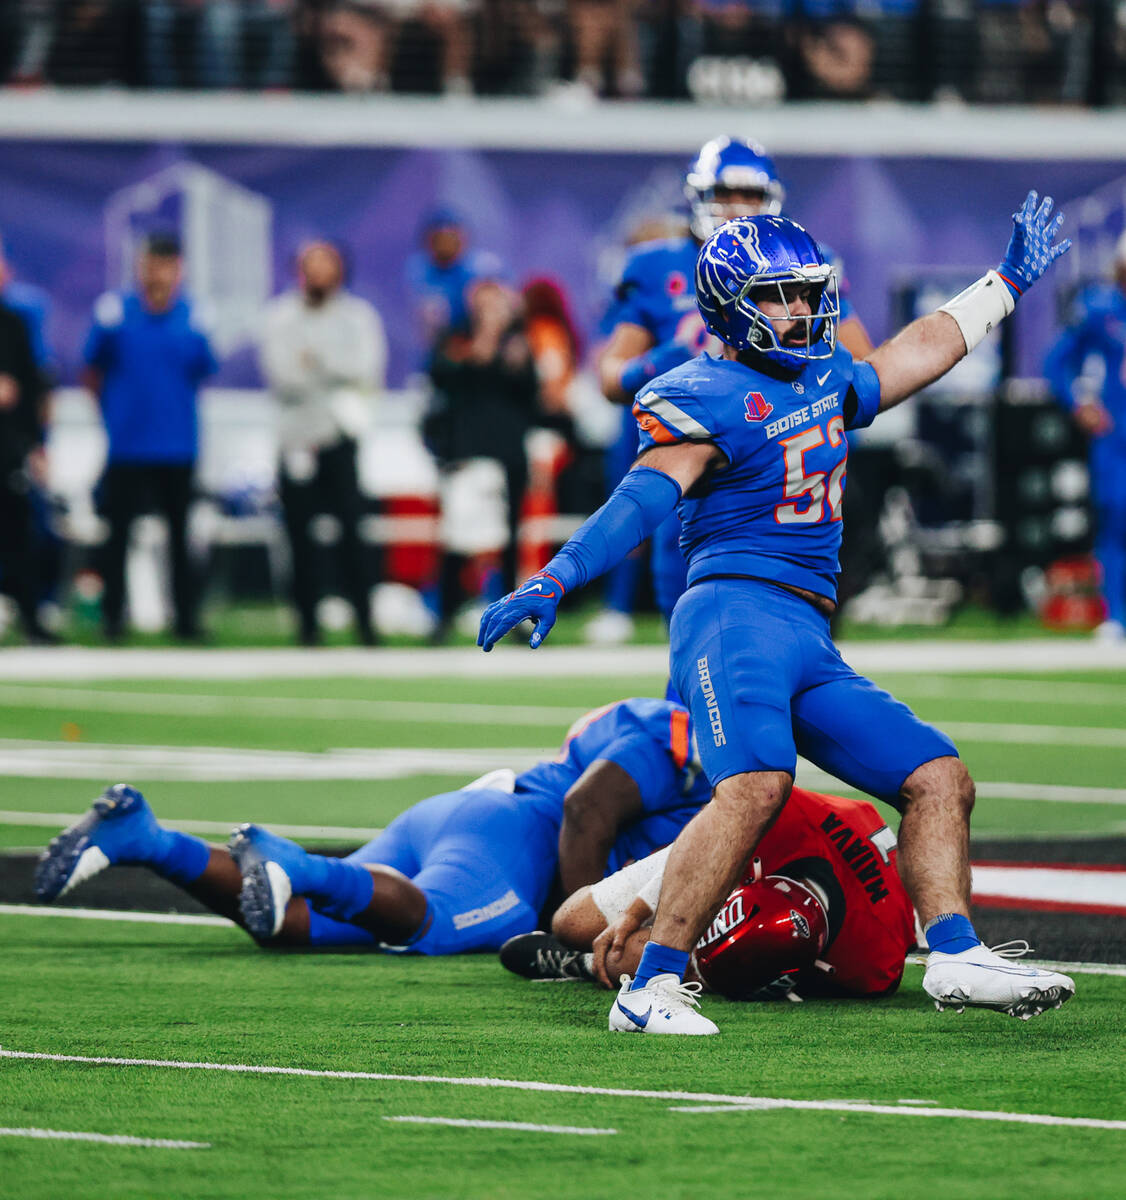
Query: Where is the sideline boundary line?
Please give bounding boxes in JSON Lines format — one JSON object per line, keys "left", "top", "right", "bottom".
{"left": 3, "top": 1049, "right": 1125, "bottom": 1132}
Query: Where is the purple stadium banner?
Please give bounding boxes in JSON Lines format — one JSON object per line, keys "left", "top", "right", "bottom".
{"left": 1, "top": 139, "right": 1124, "bottom": 386}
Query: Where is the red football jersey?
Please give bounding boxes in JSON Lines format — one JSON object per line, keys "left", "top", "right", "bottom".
{"left": 749, "top": 787, "right": 916, "bottom": 996}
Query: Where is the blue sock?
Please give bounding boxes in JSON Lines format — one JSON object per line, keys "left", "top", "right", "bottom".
{"left": 299, "top": 855, "right": 376, "bottom": 921}
{"left": 149, "top": 830, "right": 211, "bottom": 885}
{"left": 630, "top": 940, "right": 690, "bottom": 990}
{"left": 925, "top": 913, "right": 981, "bottom": 955}
{"left": 307, "top": 906, "right": 378, "bottom": 948}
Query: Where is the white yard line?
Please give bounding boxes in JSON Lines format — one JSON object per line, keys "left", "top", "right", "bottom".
{"left": 0, "top": 685, "right": 578, "bottom": 727}
{"left": 0, "top": 1126, "right": 208, "bottom": 1149}
{"left": 383, "top": 1116, "right": 616, "bottom": 1135}
{"left": 2, "top": 1049, "right": 1123, "bottom": 1133}
{"left": 942, "top": 722, "right": 1126, "bottom": 748}
{"left": 0, "top": 740, "right": 545, "bottom": 782}
{"left": 0, "top": 640, "right": 1124, "bottom": 682}
{"left": 0, "top": 904, "right": 231, "bottom": 927}
{"left": 893, "top": 677, "right": 1126, "bottom": 707}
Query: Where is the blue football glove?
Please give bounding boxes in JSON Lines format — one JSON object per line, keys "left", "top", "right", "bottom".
{"left": 997, "top": 190, "right": 1071, "bottom": 300}
{"left": 477, "top": 571, "right": 565, "bottom": 652}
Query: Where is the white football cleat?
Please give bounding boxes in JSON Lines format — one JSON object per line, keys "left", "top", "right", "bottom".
{"left": 608, "top": 973, "right": 719, "bottom": 1035}
{"left": 923, "top": 942, "right": 1075, "bottom": 1020}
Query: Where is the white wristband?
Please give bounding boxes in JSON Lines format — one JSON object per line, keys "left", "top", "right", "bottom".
{"left": 589, "top": 846, "right": 669, "bottom": 923}
{"left": 937, "top": 270, "right": 1016, "bottom": 354}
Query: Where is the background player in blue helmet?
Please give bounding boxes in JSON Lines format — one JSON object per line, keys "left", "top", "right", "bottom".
{"left": 1044, "top": 233, "right": 1126, "bottom": 640}
{"left": 480, "top": 193, "right": 1076, "bottom": 1032}
{"left": 35, "top": 698, "right": 708, "bottom": 956}
{"left": 589, "top": 136, "right": 873, "bottom": 641}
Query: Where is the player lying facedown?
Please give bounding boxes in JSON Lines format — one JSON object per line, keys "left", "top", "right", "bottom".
{"left": 35, "top": 699, "right": 710, "bottom": 953}
{"left": 480, "top": 194, "right": 1077, "bottom": 1031}
{"left": 502, "top": 787, "right": 915, "bottom": 1003}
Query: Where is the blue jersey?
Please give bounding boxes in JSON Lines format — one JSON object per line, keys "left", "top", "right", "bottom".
{"left": 1044, "top": 283, "right": 1126, "bottom": 458}
{"left": 516, "top": 696, "right": 708, "bottom": 872}
{"left": 633, "top": 348, "right": 882, "bottom": 602}
{"left": 601, "top": 236, "right": 710, "bottom": 352}
{"left": 406, "top": 247, "right": 505, "bottom": 340}
{"left": 83, "top": 291, "right": 218, "bottom": 464}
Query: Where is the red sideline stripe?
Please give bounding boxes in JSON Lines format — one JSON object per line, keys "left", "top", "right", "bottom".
{"left": 973, "top": 895, "right": 1126, "bottom": 917}
{"left": 972, "top": 860, "right": 1126, "bottom": 874}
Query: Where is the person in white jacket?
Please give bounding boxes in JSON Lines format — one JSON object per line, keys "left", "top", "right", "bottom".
{"left": 259, "top": 240, "right": 386, "bottom": 645}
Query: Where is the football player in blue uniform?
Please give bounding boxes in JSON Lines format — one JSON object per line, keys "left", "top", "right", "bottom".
{"left": 480, "top": 192, "right": 1076, "bottom": 1032}
{"left": 35, "top": 698, "right": 708, "bottom": 956}
{"left": 1044, "top": 234, "right": 1126, "bottom": 638}
{"left": 590, "top": 136, "right": 873, "bottom": 639}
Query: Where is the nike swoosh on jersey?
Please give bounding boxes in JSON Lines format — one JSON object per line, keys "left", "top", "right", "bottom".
{"left": 615, "top": 999, "right": 651, "bottom": 1029}
{"left": 816, "top": 371, "right": 832, "bottom": 386}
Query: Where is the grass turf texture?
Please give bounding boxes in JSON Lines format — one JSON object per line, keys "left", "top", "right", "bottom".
{"left": 1, "top": 915, "right": 1124, "bottom": 1200}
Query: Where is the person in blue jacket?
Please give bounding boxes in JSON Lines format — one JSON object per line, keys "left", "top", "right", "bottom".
{"left": 82, "top": 231, "right": 218, "bottom": 641}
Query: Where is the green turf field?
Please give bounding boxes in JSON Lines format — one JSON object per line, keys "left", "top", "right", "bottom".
{"left": 1, "top": 918, "right": 1123, "bottom": 1200}
{"left": 2, "top": 652, "right": 1125, "bottom": 1197}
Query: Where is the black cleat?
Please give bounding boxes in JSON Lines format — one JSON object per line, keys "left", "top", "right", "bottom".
{"left": 499, "top": 931, "right": 594, "bottom": 982}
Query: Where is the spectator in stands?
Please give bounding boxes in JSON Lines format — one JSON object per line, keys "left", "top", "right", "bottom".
{"left": 43, "top": 0, "right": 133, "bottom": 87}
{"left": 146, "top": 0, "right": 296, "bottom": 89}
{"left": 427, "top": 278, "right": 539, "bottom": 634}
{"left": 303, "top": 0, "right": 472, "bottom": 94}
{"left": 405, "top": 208, "right": 506, "bottom": 355}
{"left": 259, "top": 239, "right": 386, "bottom": 646}
{"left": 0, "top": 290, "right": 54, "bottom": 643}
{"left": 569, "top": 0, "right": 644, "bottom": 97}
{"left": 82, "top": 231, "right": 219, "bottom": 642}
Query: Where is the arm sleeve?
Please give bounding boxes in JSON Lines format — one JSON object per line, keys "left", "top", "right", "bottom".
{"left": 543, "top": 465, "right": 682, "bottom": 593}
{"left": 82, "top": 294, "right": 122, "bottom": 368}
{"left": 843, "top": 359, "right": 881, "bottom": 430}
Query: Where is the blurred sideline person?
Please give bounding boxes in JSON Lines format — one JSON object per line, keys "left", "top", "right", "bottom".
{"left": 83, "top": 232, "right": 218, "bottom": 642}
{"left": 0, "top": 289, "right": 54, "bottom": 643}
{"left": 0, "top": 229, "right": 59, "bottom": 633}
{"left": 427, "top": 277, "right": 539, "bottom": 632}
{"left": 406, "top": 208, "right": 505, "bottom": 356}
{"left": 503, "top": 787, "right": 914, "bottom": 1002}
{"left": 1044, "top": 233, "right": 1126, "bottom": 640}
{"left": 36, "top": 698, "right": 709, "bottom": 955}
{"left": 587, "top": 135, "right": 874, "bottom": 645}
{"left": 479, "top": 195, "right": 1077, "bottom": 1032}
{"left": 259, "top": 239, "right": 385, "bottom": 646}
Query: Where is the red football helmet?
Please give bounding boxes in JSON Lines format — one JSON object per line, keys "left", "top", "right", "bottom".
{"left": 693, "top": 861, "right": 829, "bottom": 1001}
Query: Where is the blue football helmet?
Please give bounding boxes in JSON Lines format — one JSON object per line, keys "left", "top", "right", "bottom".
{"left": 685, "top": 136, "right": 786, "bottom": 241}
{"left": 695, "top": 215, "right": 839, "bottom": 370}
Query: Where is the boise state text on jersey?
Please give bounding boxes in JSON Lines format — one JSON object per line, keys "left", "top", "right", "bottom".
{"left": 632, "top": 347, "right": 882, "bottom": 601}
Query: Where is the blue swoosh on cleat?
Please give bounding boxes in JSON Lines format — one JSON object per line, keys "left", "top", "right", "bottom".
{"left": 616, "top": 1000, "right": 651, "bottom": 1029}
